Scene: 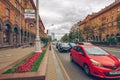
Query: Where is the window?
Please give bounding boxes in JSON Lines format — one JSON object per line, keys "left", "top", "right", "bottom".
{"left": 14, "top": 15, "right": 17, "bottom": 22}
{"left": 6, "top": 9, "right": 10, "bottom": 17}
{"left": 74, "top": 46, "right": 77, "bottom": 51}
{"left": 84, "top": 47, "right": 109, "bottom": 55}
{"left": 74, "top": 46, "right": 82, "bottom": 52}
{"left": 77, "top": 47, "right": 82, "bottom": 52}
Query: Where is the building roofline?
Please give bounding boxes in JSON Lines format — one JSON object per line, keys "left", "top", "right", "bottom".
{"left": 91, "top": 0, "right": 120, "bottom": 19}
{"left": 79, "top": 0, "right": 120, "bottom": 26}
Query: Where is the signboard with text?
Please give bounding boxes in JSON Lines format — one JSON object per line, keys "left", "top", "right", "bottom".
{"left": 25, "top": 9, "right": 35, "bottom": 14}
{"left": 24, "top": 9, "right": 35, "bottom": 21}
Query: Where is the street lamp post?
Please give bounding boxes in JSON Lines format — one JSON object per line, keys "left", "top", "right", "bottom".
{"left": 19, "top": 0, "right": 22, "bottom": 46}
{"left": 35, "top": 0, "right": 42, "bottom": 53}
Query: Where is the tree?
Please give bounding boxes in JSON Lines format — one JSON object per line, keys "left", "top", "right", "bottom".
{"left": 83, "top": 25, "right": 93, "bottom": 41}
{"left": 61, "top": 34, "right": 69, "bottom": 42}
{"left": 41, "top": 37, "right": 50, "bottom": 44}
{"left": 98, "top": 26, "right": 105, "bottom": 41}
{"left": 69, "top": 32, "right": 73, "bottom": 42}
{"left": 75, "top": 29, "right": 83, "bottom": 42}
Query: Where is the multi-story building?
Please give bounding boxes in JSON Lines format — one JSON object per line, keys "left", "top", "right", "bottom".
{"left": 0, "top": 0, "right": 46, "bottom": 47}
{"left": 78, "top": 0, "right": 120, "bottom": 42}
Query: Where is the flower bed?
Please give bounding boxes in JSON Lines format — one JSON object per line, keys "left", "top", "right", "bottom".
{"left": 14, "top": 53, "right": 41, "bottom": 73}
{"left": 3, "top": 48, "right": 47, "bottom": 74}
{"left": 30, "top": 50, "right": 46, "bottom": 72}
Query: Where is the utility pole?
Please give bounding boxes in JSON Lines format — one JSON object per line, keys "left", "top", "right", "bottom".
{"left": 35, "top": 0, "right": 42, "bottom": 53}
{"left": 19, "top": 0, "right": 22, "bottom": 46}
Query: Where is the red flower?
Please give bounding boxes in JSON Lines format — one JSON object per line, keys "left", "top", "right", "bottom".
{"left": 14, "top": 53, "right": 41, "bottom": 73}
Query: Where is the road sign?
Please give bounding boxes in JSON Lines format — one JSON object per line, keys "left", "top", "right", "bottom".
{"left": 24, "top": 14, "right": 35, "bottom": 20}
{"left": 25, "top": 9, "right": 35, "bottom": 14}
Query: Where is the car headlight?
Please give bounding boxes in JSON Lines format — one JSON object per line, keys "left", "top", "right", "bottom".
{"left": 90, "top": 59, "right": 102, "bottom": 67}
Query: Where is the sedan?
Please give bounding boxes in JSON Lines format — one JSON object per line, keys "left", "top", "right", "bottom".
{"left": 70, "top": 44, "right": 120, "bottom": 79}
{"left": 58, "top": 43, "right": 70, "bottom": 52}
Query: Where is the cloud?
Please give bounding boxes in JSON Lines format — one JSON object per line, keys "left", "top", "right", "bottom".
{"left": 38, "top": 0, "right": 114, "bottom": 40}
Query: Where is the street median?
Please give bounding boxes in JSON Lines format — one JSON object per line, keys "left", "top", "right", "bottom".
{"left": 0, "top": 47, "right": 49, "bottom": 80}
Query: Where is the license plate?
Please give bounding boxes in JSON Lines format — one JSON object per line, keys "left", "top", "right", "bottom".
{"left": 109, "top": 71, "right": 120, "bottom": 75}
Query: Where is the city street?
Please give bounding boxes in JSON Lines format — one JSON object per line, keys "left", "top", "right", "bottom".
{"left": 53, "top": 45, "right": 120, "bottom": 80}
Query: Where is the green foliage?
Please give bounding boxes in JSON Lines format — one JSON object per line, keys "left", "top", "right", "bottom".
{"left": 75, "top": 29, "right": 83, "bottom": 42}
{"left": 92, "top": 41, "right": 109, "bottom": 45}
{"left": 41, "top": 38, "right": 49, "bottom": 44}
{"left": 61, "top": 34, "right": 69, "bottom": 42}
{"left": 92, "top": 37, "right": 117, "bottom": 45}
{"left": 106, "top": 37, "right": 117, "bottom": 45}
{"left": 69, "top": 32, "right": 74, "bottom": 42}
{"left": 83, "top": 25, "right": 94, "bottom": 40}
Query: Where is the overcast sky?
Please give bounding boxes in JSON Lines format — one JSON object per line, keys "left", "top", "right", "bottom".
{"left": 36, "top": 0, "right": 115, "bottom": 40}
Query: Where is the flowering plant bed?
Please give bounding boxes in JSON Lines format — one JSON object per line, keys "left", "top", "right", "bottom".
{"left": 3, "top": 49, "right": 46, "bottom": 74}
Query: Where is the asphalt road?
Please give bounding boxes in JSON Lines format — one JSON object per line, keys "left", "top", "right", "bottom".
{"left": 53, "top": 46, "right": 120, "bottom": 80}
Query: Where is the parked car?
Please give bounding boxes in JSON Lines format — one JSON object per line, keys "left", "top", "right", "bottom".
{"left": 56, "top": 41, "right": 61, "bottom": 49}
{"left": 69, "top": 43, "right": 76, "bottom": 51}
{"left": 70, "top": 43, "right": 120, "bottom": 79}
{"left": 58, "top": 43, "right": 70, "bottom": 52}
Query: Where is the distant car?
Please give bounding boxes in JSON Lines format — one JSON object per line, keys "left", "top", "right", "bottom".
{"left": 69, "top": 43, "right": 76, "bottom": 50}
{"left": 70, "top": 43, "right": 120, "bottom": 79}
{"left": 58, "top": 43, "right": 70, "bottom": 52}
{"left": 56, "top": 41, "right": 61, "bottom": 49}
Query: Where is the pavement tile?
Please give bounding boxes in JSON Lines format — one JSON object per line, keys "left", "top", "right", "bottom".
{"left": 0, "top": 47, "right": 34, "bottom": 72}
{"left": 45, "top": 49, "right": 57, "bottom": 80}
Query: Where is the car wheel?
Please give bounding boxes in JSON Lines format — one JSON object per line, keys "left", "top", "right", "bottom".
{"left": 84, "top": 64, "right": 90, "bottom": 76}
{"left": 70, "top": 55, "right": 74, "bottom": 62}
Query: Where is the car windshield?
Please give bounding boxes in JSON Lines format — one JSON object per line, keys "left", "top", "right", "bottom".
{"left": 84, "top": 47, "right": 109, "bottom": 56}
{"left": 69, "top": 43, "right": 76, "bottom": 46}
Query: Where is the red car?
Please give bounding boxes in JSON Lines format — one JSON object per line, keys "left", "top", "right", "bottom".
{"left": 70, "top": 43, "right": 120, "bottom": 79}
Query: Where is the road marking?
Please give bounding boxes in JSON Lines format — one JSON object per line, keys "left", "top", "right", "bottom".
{"left": 53, "top": 48, "right": 71, "bottom": 80}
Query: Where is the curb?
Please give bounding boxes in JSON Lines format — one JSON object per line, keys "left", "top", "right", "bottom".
{"left": 0, "top": 48, "right": 49, "bottom": 80}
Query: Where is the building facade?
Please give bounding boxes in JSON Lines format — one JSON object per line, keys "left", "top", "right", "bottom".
{"left": 0, "top": 0, "right": 46, "bottom": 47}
{"left": 78, "top": 0, "right": 120, "bottom": 42}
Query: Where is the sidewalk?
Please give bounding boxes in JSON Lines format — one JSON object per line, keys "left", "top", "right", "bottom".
{"left": 45, "top": 45, "right": 67, "bottom": 80}
{"left": 0, "top": 45, "right": 67, "bottom": 80}
{"left": 0, "top": 47, "right": 34, "bottom": 72}
{"left": 45, "top": 47, "right": 57, "bottom": 80}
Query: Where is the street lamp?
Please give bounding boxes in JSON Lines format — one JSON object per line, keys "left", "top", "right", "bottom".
{"left": 19, "top": 0, "right": 22, "bottom": 46}
{"left": 35, "top": 0, "right": 42, "bottom": 53}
